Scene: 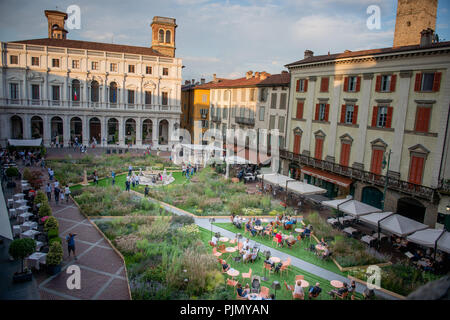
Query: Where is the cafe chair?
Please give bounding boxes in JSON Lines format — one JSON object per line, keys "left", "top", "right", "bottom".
{"left": 227, "top": 278, "right": 238, "bottom": 287}
{"left": 284, "top": 281, "right": 294, "bottom": 292}
{"left": 260, "top": 286, "right": 270, "bottom": 299}
{"left": 295, "top": 275, "right": 304, "bottom": 282}
{"left": 242, "top": 268, "right": 252, "bottom": 279}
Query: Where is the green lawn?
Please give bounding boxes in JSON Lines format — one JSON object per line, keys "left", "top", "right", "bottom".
{"left": 213, "top": 222, "right": 346, "bottom": 276}
{"left": 70, "top": 171, "right": 187, "bottom": 192}
{"left": 198, "top": 227, "right": 360, "bottom": 300}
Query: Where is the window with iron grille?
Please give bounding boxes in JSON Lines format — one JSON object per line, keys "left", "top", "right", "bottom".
{"left": 72, "top": 60, "right": 79, "bottom": 69}
{"left": 345, "top": 105, "right": 354, "bottom": 124}
{"left": 377, "top": 106, "right": 388, "bottom": 127}
{"left": 52, "top": 58, "right": 60, "bottom": 68}
{"left": 10, "top": 55, "right": 18, "bottom": 64}
{"left": 128, "top": 64, "right": 135, "bottom": 73}
{"left": 31, "top": 57, "right": 39, "bottom": 66}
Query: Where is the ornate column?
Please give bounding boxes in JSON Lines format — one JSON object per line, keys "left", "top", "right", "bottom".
{"left": 63, "top": 115, "right": 71, "bottom": 147}
{"left": 23, "top": 114, "right": 31, "bottom": 139}
{"left": 118, "top": 117, "right": 125, "bottom": 146}
{"left": 82, "top": 115, "right": 89, "bottom": 145}
{"left": 43, "top": 115, "right": 51, "bottom": 146}
{"left": 100, "top": 116, "right": 107, "bottom": 147}
{"left": 152, "top": 119, "right": 158, "bottom": 148}
{"left": 136, "top": 117, "right": 142, "bottom": 147}
{"left": 302, "top": 76, "right": 317, "bottom": 155}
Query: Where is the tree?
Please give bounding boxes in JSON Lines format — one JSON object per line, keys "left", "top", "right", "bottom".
{"left": 9, "top": 238, "right": 36, "bottom": 273}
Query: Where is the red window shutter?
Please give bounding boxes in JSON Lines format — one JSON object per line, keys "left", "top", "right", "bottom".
{"left": 371, "top": 106, "right": 378, "bottom": 127}
{"left": 352, "top": 105, "right": 358, "bottom": 125}
{"left": 409, "top": 156, "right": 424, "bottom": 185}
{"left": 416, "top": 107, "right": 431, "bottom": 132}
{"left": 415, "top": 107, "right": 424, "bottom": 132}
{"left": 296, "top": 101, "right": 304, "bottom": 119}
{"left": 386, "top": 106, "right": 393, "bottom": 128}
{"left": 296, "top": 79, "right": 300, "bottom": 92}
{"left": 390, "top": 74, "right": 397, "bottom": 92}
{"left": 356, "top": 76, "right": 361, "bottom": 92}
{"left": 340, "top": 105, "right": 346, "bottom": 123}
{"left": 321, "top": 77, "right": 329, "bottom": 92}
{"left": 315, "top": 139, "right": 323, "bottom": 160}
{"left": 304, "top": 79, "right": 308, "bottom": 92}
{"left": 340, "top": 143, "right": 350, "bottom": 167}
{"left": 414, "top": 73, "right": 422, "bottom": 92}
{"left": 293, "top": 134, "right": 301, "bottom": 154}
{"left": 343, "top": 77, "right": 348, "bottom": 92}
{"left": 371, "top": 149, "right": 383, "bottom": 175}
{"left": 315, "top": 104, "right": 319, "bottom": 120}
{"left": 375, "top": 75, "right": 381, "bottom": 92}
{"left": 432, "top": 72, "right": 442, "bottom": 92}
{"left": 324, "top": 104, "right": 330, "bottom": 122}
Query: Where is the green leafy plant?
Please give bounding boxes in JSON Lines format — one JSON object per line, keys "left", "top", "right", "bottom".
{"left": 46, "top": 242, "right": 63, "bottom": 266}
{"left": 44, "top": 216, "right": 59, "bottom": 232}
{"left": 22, "top": 168, "right": 32, "bottom": 182}
{"left": 9, "top": 238, "right": 36, "bottom": 273}
{"left": 47, "top": 228, "right": 59, "bottom": 241}
{"left": 34, "top": 190, "right": 48, "bottom": 206}
{"left": 6, "top": 167, "right": 20, "bottom": 177}
{"left": 38, "top": 201, "right": 52, "bottom": 218}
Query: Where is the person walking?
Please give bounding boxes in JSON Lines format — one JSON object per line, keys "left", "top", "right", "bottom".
{"left": 66, "top": 233, "right": 77, "bottom": 260}
{"left": 128, "top": 165, "right": 133, "bottom": 176}
{"left": 46, "top": 183, "right": 52, "bottom": 202}
{"left": 111, "top": 170, "right": 116, "bottom": 185}
{"left": 54, "top": 186, "right": 60, "bottom": 204}
{"left": 64, "top": 185, "right": 71, "bottom": 203}
{"left": 144, "top": 185, "right": 149, "bottom": 197}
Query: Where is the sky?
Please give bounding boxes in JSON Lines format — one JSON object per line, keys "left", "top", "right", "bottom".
{"left": 1, "top": 0, "right": 449, "bottom": 82}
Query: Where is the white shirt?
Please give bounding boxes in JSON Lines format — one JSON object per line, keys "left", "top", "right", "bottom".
{"left": 54, "top": 181, "right": 59, "bottom": 188}
{"left": 211, "top": 236, "right": 218, "bottom": 245}
{"left": 294, "top": 284, "right": 304, "bottom": 296}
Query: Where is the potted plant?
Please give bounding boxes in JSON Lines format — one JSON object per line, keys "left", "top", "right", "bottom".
{"left": 44, "top": 216, "right": 59, "bottom": 232}
{"left": 38, "top": 201, "right": 52, "bottom": 219}
{"left": 6, "top": 167, "right": 20, "bottom": 188}
{"left": 46, "top": 241, "right": 63, "bottom": 275}
{"left": 9, "top": 238, "right": 36, "bottom": 283}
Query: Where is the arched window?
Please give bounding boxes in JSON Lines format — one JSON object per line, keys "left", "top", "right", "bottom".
{"left": 159, "top": 29, "right": 164, "bottom": 43}
{"left": 91, "top": 80, "right": 99, "bottom": 102}
{"left": 72, "top": 79, "right": 80, "bottom": 101}
{"left": 109, "top": 82, "right": 117, "bottom": 103}
{"left": 165, "top": 30, "right": 171, "bottom": 43}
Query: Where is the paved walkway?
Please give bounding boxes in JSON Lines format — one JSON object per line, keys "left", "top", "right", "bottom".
{"left": 145, "top": 195, "right": 397, "bottom": 300}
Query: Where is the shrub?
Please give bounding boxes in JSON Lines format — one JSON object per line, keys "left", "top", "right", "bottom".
{"left": 6, "top": 167, "right": 20, "bottom": 177}
{"left": 22, "top": 168, "right": 32, "bottom": 181}
{"left": 44, "top": 216, "right": 59, "bottom": 232}
{"left": 49, "top": 237, "right": 62, "bottom": 246}
{"left": 38, "top": 201, "right": 52, "bottom": 218}
{"left": 46, "top": 242, "right": 63, "bottom": 266}
{"left": 34, "top": 191, "right": 48, "bottom": 206}
{"left": 47, "top": 228, "right": 59, "bottom": 240}
{"left": 9, "top": 238, "right": 36, "bottom": 273}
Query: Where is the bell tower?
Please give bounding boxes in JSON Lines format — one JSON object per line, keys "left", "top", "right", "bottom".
{"left": 150, "top": 16, "right": 177, "bottom": 57}
{"left": 393, "top": 0, "right": 438, "bottom": 47}
{"left": 45, "top": 10, "right": 68, "bottom": 39}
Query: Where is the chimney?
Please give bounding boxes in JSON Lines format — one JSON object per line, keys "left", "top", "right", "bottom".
{"left": 246, "top": 71, "right": 253, "bottom": 79}
{"left": 191, "top": 79, "right": 195, "bottom": 85}
{"left": 254, "top": 72, "right": 260, "bottom": 79}
{"left": 304, "top": 50, "right": 314, "bottom": 59}
{"left": 344, "top": 50, "right": 352, "bottom": 53}
{"left": 420, "top": 28, "right": 434, "bottom": 47}
{"left": 213, "top": 73, "right": 217, "bottom": 82}
{"left": 201, "top": 78, "right": 205, "bottom": 84}
{"left": 281, "top": 71, "right": 288, "bottom": 74}
{"left": 260, "top": 72, "right": 270, "bottom": 80}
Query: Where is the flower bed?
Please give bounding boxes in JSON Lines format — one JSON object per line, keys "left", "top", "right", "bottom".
{"left": 47, "top": 153, "right": 178, "bottom": 185}
{"left": 147, "top": 167, "right": 284, "bottom": 216}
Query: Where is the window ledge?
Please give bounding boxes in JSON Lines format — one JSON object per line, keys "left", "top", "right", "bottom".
{"left": 404, "top": 130, "right": 438, "bottom": 137}
{"left": 337, "top": 123, "right": 359, "bottom": 128}
{"left": 291, "top": 118, "right": 306, "bottom": 122}
{"left": 367, "top": 126, "right": 394, "bottom": 132}
{"left": 312, "top": 120, "right": 330, "bottom": 124}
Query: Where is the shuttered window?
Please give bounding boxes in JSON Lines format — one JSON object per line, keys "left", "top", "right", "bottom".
{"left": 296, "top": 101, "right": 304, "bottom": 119}
{"left": 408, "top": 155, "right": 425, "bottom": 185}
{"left": 314, "top": 138, "right": 324, "bottom": 160}
{"left": 414, "top": 106, "right": 431, "bottom": 132}
{"left": 370, "top": 149, "right": 384, "bottom": 175}
{"left": 340, "top": 143, "right": 351, "bottom": 167}
{"left": 293, "top": 134, "right": 301, "bottom": 154}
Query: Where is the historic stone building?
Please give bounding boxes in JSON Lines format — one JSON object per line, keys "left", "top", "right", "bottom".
{"left": 0, "top": 10, "right": 182, "bottom": 150}
{"left": 282, "top": 31, "right": 450, "bottom": 228}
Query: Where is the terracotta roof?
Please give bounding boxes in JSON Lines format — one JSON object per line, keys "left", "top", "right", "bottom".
{"left": 286, "top": 41, "right": 450, "bottom": 68}
{"left": 10, "top": 38, "right": 165, "bottom": 57}
{"left": 193, "top": 75, "right": 270, "bottom": 89}
{"left": 257, "top": 72, "right": 290, "bottom": 87}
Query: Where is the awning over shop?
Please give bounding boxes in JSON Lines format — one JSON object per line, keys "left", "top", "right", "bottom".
{"left": 257, "top": 173, "right": 294, "bottom": 186}
{"left": 322, "top": 198, "right": 381, "bottom": 217}
{"left": 0, "top": 186, "right": 13, "bottom": 240}
{"left": 301, "top": 166, "right": 353, "bottom": 188}
{"left": 225, "top": 155, "right": 248, "bottom": 164}
{"left": 360, "top": 212, "right": 395, "bottom": 227}
{"left": 7, "top": 138, "right": 42, "bottom": 147}
{"left": 360, "top": 212, "right": 428, "bottom": 237}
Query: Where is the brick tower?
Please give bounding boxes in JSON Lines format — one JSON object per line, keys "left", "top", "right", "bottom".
{"left": 45, "top": 10, "right": 68, "bottom": 39}
{"left": 151, "top": 16, "right": 177, "bottom": 57}
{"left": 393, "top": 0, "right": 438, "bottom": 47}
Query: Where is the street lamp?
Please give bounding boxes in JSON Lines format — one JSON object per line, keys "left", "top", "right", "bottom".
{"left": 225, "top": 89, "right": 232, "bottom": 179}
{"left": 271, "top": 281, "right": 281, "bottom": 299}
{"left": 381, "top": 149, "right": 392, "bottom": 211}
{"left": 209, "top": 217, "right": 215, "bottom": 238}
{"left": 262, "top": 250, "right": 271, "bottom": 281}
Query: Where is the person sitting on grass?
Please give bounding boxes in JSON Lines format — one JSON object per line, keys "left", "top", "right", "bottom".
{"left": 233, "top": 215, "right": 242, "bottom": 229}
{"left": 236, "top": 283, "right": 250, "bottom": 298}
{"left": 285, "top": 234, "right": 296, "bottom": 248}
{"left": 255, "top": 217, "right": 262, "bottom": 226}
{"left": 309, "top": 283, "right": 322, "bottom": 299}
{"left": 211, "top": 233, "right": 219, "bottom": 246}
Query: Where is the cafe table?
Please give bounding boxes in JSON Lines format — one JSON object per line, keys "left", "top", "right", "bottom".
{"left": 21, "top": 229, "right": 40, "bottom": 239}
{"left": 25, "top": 252, "right": 47, "bottom": 270}
{"left": 361, "top": 235, "right": 376, "bottom": 245}
{"left": 330, "top": 280, "right": 344, "bottom": 288}
{"left": 269, "top": 257, "right": 281, "bottom": 264}
{"left": 295, "top": 228, "right": 304, "bottom": 233}
{"left": 18, "top": 212, "right": 33, "bottom": 224}
{"left": 247, "top": 293, "right": 262, "bottom": 300}
{"left": 299, "top": 280, "right": 309, "bottom": 288}
{"left": 227, "top": 268, "right": 240, "bottom": 279}
{"left": 14, "top": 193, "right": 25, "bottom": 201}
{"left": 315, "top": 244, "right": 326, "bottom": 251}
{"left": 20, "top": 221, "right": 38, "bottom": 232}
{"left": 219, "top": 237, "right": 229, "bottom": 243}
{"left": 343, "top": 227, "right": 357, "bottom": 236}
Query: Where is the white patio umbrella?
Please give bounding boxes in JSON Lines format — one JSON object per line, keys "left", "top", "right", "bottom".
{"left": 322, "top": 199, "right": 381, "bottom": 217}
{"left": 257, "top": 173, "right": 294, "bottom": 187}
{"left": 436, "top": 232, "right": 450, "bottom": 254}
{"left": 407, "top": 229, "right": 446, "bottom": 248}
{"left": 225, "top": 155, "right": 249, "bottom": 165}
{"left": 359, "top": 212, "right": 395, "bottom": 227}
{"left": 286, "top": 181, "right": 327, "bottom": 195}
{"left": 379, "top": 214, "right": 429, "bottom": 237}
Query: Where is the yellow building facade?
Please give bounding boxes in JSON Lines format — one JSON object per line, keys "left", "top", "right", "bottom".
{"left": 181, "top": 82, "right": 210, "bottom": 144}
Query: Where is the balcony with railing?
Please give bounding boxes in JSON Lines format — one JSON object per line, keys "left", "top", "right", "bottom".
{"left": 235, "top": 117, "right": 255, "bottom": 126}
{"left": 280, "top": 149, "right": 437, "bottom": 201}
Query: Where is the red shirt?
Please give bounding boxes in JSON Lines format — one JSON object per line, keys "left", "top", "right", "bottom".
{"left": 275, "top": 233, "right": 282, "bottom": 243}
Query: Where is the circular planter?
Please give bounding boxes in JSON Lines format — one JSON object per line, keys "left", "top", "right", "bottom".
{"left": 13, "top": 270, "right": 32, "bottom": 283}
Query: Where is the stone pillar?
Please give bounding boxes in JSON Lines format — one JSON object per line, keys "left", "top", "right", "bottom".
{"left": 43, "top": 115, "right": 51, "bottom": 146}
{"left": 0, "top": 114, "right": 10, "bottom": 147}
{"left": 63, "top": 74, "right": 68, "bottom": 107}
{"left": 302, "top": 76, "right": 317, "bottom": 153}
{"left": 43, "top": 73, "right": 49, "bottom": 107}
{"left": 152, "top": 119, "right": 158, "bottom": 148}
{"left": 326, "top": 75, "right": 343, "bottom": 158}
{"left": 136, "top": 118, "right": 142, "bottom": 147}
{"left": 101, "top": 116, "right": 107, "bottom": 147}
{"left": 63, "top": 115, "right": 71, "bottom": 147}
{"left": 118, "top": 117, "right": 125, "bottom": 146}
{"left": 23, "top": 114, "right": 31, "bottom": 139}
{"left": 82, "top": 116, "right": 89, "bottom": 146}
